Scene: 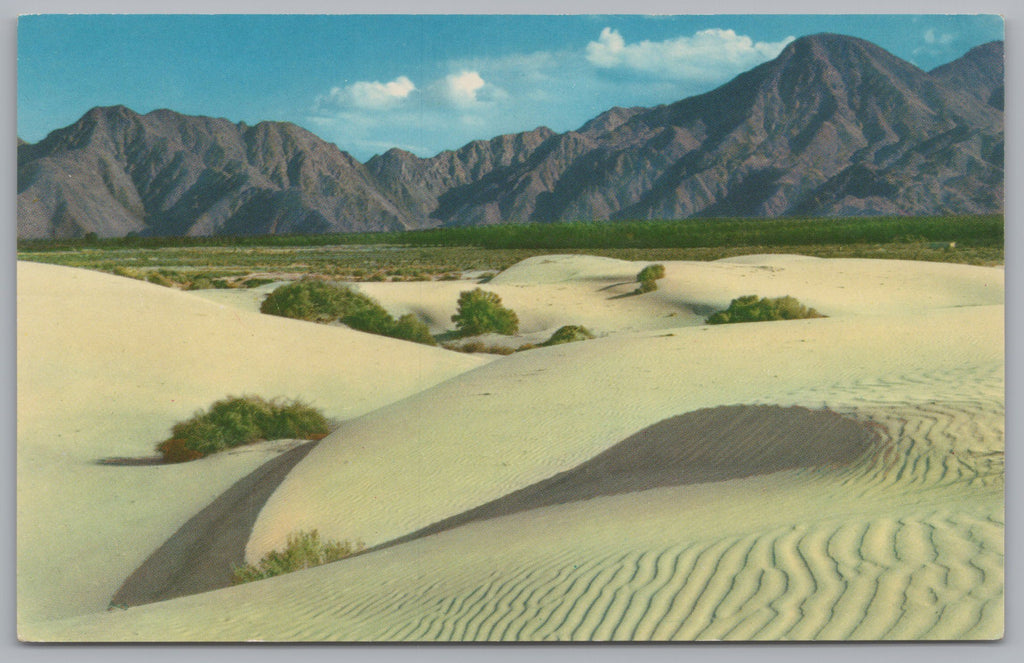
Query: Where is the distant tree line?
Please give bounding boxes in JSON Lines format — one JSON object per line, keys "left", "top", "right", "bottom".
{"left": 17, "top": 215, "right": 1003, "bottom": 252}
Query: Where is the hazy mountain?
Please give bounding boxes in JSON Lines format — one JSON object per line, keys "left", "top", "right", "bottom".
{"left": 17, "top": 33, "right": 1003, "bottom": 239}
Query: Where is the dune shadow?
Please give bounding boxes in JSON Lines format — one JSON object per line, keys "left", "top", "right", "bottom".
{"left": 109, "top": 441, "right": 318, "bottom": 609}
{"left": 597, "top": 281, "right": 635, "bottom": 292}
{"left": 375, "top": 405, "right": 880, "bottom": 552}
{"left": 96, "top": 456, "right": 165, "bottom": 466}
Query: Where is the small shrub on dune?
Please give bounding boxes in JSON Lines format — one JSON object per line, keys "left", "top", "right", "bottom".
{"left": 706, "top": 295, "right": 825, "bottom": 325}
{"left": 155, "top": 438, "right": 205, "bottom": 463}
{"left": 540, "top": 325, "right": 595, "bottom": 347}
{"left": 261, "top": 279, "right": 436, "bottom": 345}
{"left": 634, "top": 263, "right": 666, "bottom": 294}
{"left": 451, "top": 288, "right": 519, "bottom": 336}
{"left": 260, "top": 279, "right": 355, "bottom": 323}
{"left": 443, "top": 340, "right": 516, "bottom": 355}
{"left": 232, "top": 529, "right": 364, "bottom": 584}
{"left": 146, "top": 272, "right": 176, "bottom": 288}
{"left": 390, "top": 314, "right": 437, "bottom": 345}
{"left": 157, "top": 395, "right": 329, "bottom": 461}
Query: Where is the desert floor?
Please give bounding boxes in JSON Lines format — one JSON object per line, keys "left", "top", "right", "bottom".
{"left": 17, "top": 253, "right": 1004, "bottom": 641}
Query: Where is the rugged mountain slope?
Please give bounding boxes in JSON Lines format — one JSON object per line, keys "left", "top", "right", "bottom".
{"left": 17, "top": 33, "right": 1003, "bottom": 239}
{"left": 365, "top": 127, "right": 556, "bottom": 220}
{"left": 432, "top": 34, "right": 1003, "bottom": 224}
{"left": 930, "top": 40, "right": 1004, "bottom": 109}
{"left": 17, "top": 106, "right": 412, "bottom": 238}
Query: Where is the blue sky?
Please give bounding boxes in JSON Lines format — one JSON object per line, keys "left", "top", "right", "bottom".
{"left": 17, "top": 14, "right": 1004, "bottom": 161}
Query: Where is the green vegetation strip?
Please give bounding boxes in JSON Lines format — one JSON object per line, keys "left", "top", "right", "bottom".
{"left": 18, "top": 215, "right": 1002, "bottom": 251}
{"left": 18, "top": 217, "right": 1004, "bottom": 279}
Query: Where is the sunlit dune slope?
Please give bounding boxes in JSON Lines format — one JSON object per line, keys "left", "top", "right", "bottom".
{"left": 30, "top": 370, "right": 1003, "bottom": 641}
{"left": 16, "top": 261, "right": 486, "bottom": 624}
{"left": 248, "top": 302, "right": 1002, "bottom": 561}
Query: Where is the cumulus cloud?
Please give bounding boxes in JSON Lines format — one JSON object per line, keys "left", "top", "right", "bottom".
{"left": 586, "top": 27, "right": 794, "bottom": 80}
{"left": 431, "top": 70, "right": 507, "bottom": 107}
{"left": 315, "top": 75, "right": 416, "bottom": 111}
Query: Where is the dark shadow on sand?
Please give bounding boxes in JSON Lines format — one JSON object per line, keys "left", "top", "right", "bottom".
{"left": 374, "top": 405, "right": 879, "bottom": 552}
{"left": 111, "top": 405, "right": 879, "bottom": 607}
{"left": 109, "top": 441, "right": 317, "bottom": 609}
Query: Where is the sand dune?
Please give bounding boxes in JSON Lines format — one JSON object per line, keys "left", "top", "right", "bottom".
{"left": 27, "top": 394, "right": 1002, "bottom": 641}
{"left": 16, "top": 262, "right": 485, "bottom": 624}
{"left": 247, "top": 305, "right": 1002, "bottom": 559}
{"left": 16, "top": 255, "right": 1003, "bottom": 641}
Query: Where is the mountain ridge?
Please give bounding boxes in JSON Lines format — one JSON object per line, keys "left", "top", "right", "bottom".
{"left": 17, "top": 33, "right": 1004, "bottom": 239}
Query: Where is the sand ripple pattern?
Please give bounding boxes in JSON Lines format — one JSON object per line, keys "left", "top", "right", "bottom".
{"left": 253, "top": 509, "right": 1000, "bottom": 642}
{"left": 250, "top": 397, "right": 1001, "bottom": 641}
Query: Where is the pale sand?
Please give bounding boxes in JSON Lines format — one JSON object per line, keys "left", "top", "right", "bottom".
{"left": 17, "top": 255, "right": 1003, "bottom": 640}
{"left": 16, "top": 262, "right": 486, "bottom": 624}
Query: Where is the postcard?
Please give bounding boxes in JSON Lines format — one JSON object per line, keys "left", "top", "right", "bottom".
{"left": 15, "top": 13, "right": 1005, "bottom": 642}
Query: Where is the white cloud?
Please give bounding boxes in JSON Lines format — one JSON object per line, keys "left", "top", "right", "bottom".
{"left": 586, "top": 27, "right": 794, "bottom": 80}
{"left": 315, "top": 75, "right": 416, "bottom": 111}
{"left": 444, "top": 71, "right": 485, "bottom": 104}
{"left": 924, "top": 29, "right": 956, "bottom": 46}
{"left": 430, "top": 70, "right": 507, "bottom": 107}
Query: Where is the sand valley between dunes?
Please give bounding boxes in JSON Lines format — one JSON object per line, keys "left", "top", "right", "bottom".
{"left": 17, "top": 253, "right": 1004, "bottom": 641}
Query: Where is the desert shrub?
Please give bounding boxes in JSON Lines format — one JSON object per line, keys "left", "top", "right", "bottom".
{"left": 390, "top": 314, "right": 437, "bottom": 345}
{"left": 260, "top": 279, "right": 357, "bottom": 322}
{"left": 159, "top": 395, "right": 329, "bottom": 459}
{"left": 232, "top": 530, "right": 364, "bottom": 584}
{"left": 443, "top": 340, "right": 516, "bottom": 355}
{"left": 341, "top": 303, "right": 397, "bottom": 335}
{"left": 540, "top": 325, "right": 595, "bottom": 346}
{"left": 261, "top": 279, "right": 435, "bottom": 345}
{"left": 111, "top": 265, "right": 141, "bottom": 279}
{"left": 451, "top": 288, "right": 519, "bottom": 336}
{"left": 187, "top": 276, "right": 214, "bottom": 290}
{"left": 155, "top": 438, "right": 205, "bottom": 464}
{"left": 635, "top": 263, "right": 666, "bottom": 293}
{"left": 706, "top": 295, "right": 825, "bottom": 325}
{"left": 146, "top": 272, "right": 175, "bottom": 288}
{"left": 243, "top": 277, "right": 276, "bottom": 289}
{"left": 637, "top": 263, "right": 666, "bottom": 282}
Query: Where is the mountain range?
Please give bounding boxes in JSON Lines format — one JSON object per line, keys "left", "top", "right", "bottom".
{"left": 17, "top": 34, "right": 1004, "bottom": 239}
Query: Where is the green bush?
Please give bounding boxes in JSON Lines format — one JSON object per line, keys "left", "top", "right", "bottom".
{"left": 634, "top": 263, "right": 666, "bottom": 294}
{"left": 706, "top": 295, "right": 825, "bottom": 325}
{"left": 261, "top": 279, "right": 435, "bottom": 345}
{"left": 443, "top": 340, "right": 517, "bottom": 355}
{"left": 637, "top": 264, "right": 666, "bottom": 282}
{"left": 232, "top": 530, "right": 364, "bottom": 584}
{"left": 159, "top": 395, "right": 329, "bottom": 460}
{"left": 451, "top": 288, "right": 519, "bottom": 336}
{"left": 540, "top": 325, "right": 595, "bottom": 346}
{"left": 391, "top": 314, "right": 437, "bottom": 345}
{"left": 260, "top": 279, "right": 359, "bottom": 322}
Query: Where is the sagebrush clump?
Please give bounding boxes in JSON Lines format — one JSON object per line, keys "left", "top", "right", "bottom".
{"left": 232, "top": 530, "right": 364, "bottom": 584}
{"left": 451, "top": 288, "right": 519, "bottom": 336}
{"left": 261, "top": 279, "right": 435, "bottom": 345}
{"left": 157, "top": 395, "right": 330, "bottom": 461}
{"left": 706, "top": 295, "right": 825, "bottom": 325}
{"left": 540, "top": 325, "right": 595, "bottom": 346}
{"left": 635, "top": 263, "right": 666, "bottom": 294}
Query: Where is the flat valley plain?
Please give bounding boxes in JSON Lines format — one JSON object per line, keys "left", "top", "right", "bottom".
{"left": 16, "top": 220, "right": 1005, "bottom": 641}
